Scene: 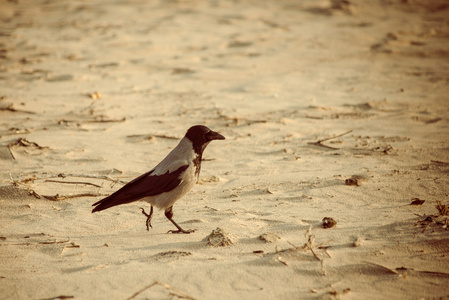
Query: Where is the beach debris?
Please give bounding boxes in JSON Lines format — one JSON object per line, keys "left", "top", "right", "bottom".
{"left": 0, "top": 234, "right": 72, "bottom": 247}
{"left": 44, "top": 179, "right": 102, "bottom": 188}
{"left": 171, "top": 67, "right": 195, "bottom": 75}
{"left": 265, "top": 187, "right": 275, "bottom": 194}
{"left": 277, "top": 255, "right": 288, "bottom": 266}
{"left": 259, "top": 233, "right": 280, "bottom": 243}
{"left": 55, "top": 172, "right": 127, "bottom": 185}
{"left": 0, "top": 102, "right": 36, "bottom": 114}
{"left": 87, "top": 91, "right": 102, "bottom": 99}
{"left": 395, "top": 267, "right": 449, "bottom": 278}
{"left": 57, "top": 116, "right": 125, "bottom": 127}
{"left": 7, "top": 138, "right": 50, "bottom": 158}
{"left": 329, "top": 288, "right": 351, "bottom": 298}
{"left": 308, "top": 130, "right": 353, "bottom": 150}
{"left": 410, "top": 198, "right": 425, "bottom": 205}
{"left": 127, "top": 133, "right": 179, "bottom": 143}
{"left": 39, "top": 295, "right": 74, "bottom": 300}
{"left": 415, "top": 200, "right": 449, "bottom": 232}
{"left": 416, "top": 215, "right": 437, "bottom": 232}
{"left": 322, "top": 217, "right": 337, "bottom": 229}
{"left": 0, "top": 127, "right": 31, "bottom": 137}
{"left": 431, "top": 160, "right": 449, "bottom": 165}
{"left": 154, "top": 250, "right": 192, "bottom": 260}
{"left": 353, "top": 237, "right": 361, "bottom": 247}
{"left": 65, "top": 242, "right": 80, "bottom": 249}
{"left": 206, "top": 227, "right": 233, "bottom": 247}
{"left": 216, "top": 110, "right": 267, "bottom": 127}
{"left": 302, "top": 234, "right": 324, "bottom": 261}
{"left": 41, "top": 193, "right": 104, "bottom": 201}
{"left": 281, "top": 232, "right": 331, "bottom": 262}
{"left": 345, "top": 177, "right": 358, "bottom": 186}
{"left": 345, "top": 174, "right": 368, "bottom": 186}
{"left": 436, "top": 199, "right": 448, "bottom": 216}
{"left": 9, "top": 138, "right": 50, "bottom": 150}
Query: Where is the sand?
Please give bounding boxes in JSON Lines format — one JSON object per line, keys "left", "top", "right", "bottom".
{"left": 1, "top": 0, "right": 449, "bottom": 299}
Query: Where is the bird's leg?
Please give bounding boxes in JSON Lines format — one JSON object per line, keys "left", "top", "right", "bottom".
{"left": 164, "top": 206, "right": 196, "bottom": 234}
{"left": 140, "top": 206, "right": 153, "bottom": 231}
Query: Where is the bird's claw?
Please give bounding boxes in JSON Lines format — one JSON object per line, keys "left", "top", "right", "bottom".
{"left": 140, "top": 207, "right": 149, "bottom": 217}
{"left": 145, "top": 219, "right": 152, "bottom": 231}
{"left": 140, "top": 207, "right": 153, "bottom": 231}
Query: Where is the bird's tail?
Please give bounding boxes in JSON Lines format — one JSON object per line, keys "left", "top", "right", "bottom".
{"left": 91, "top": 193, "right": 130, "bottom": 213}
{"left": 91, "top": 196, "right": 113, "bottom": 213}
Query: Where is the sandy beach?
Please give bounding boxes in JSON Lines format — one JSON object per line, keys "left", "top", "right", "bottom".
{"left": 1, "top": 0, "right": 449, "bottom": 299}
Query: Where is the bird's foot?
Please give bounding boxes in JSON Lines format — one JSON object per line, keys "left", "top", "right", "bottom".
{"left": 167, "top": 228, "right": 196, "bottom": 234}
{"left": 140, "top": 207, "right": 153, "bottom": 231}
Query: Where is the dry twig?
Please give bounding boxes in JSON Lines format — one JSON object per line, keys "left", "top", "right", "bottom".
{"left": 56, "top": 173, "right": 127, "bottom": 185}
{"left": 44, "top": 180, "right": 102, "bottom": 188}
{"left": 0, "top": 239, "right": 71, "bottom": 246}
{"left": 41, "top": 193, "right": 104, "bottom": 201}
{"left": 308, "top": 130, "right": 353, "bottom": 150}
{"left": 58, "top": 117, "right": 125, "bottom": 124}
{"left": 38, "top": 295, "right": 74, "bottom": 300}
{"left": 217, "top": 111, "right": 267, "bottom": 126}
{"left": 431, "top": 160, "right": 449, "bottom": 165}
{"left": 7, "top": 145, "right": 16, "bottom": 160}
{"left": 8, "top": 138, "right": 50, "bottom": 150}
{"left": 0, "top": 103, "right": 36, "bottom": 114}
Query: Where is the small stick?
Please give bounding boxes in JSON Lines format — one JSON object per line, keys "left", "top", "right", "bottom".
{"left": 308, "top": 130, "right": 353, "bottom": 150}
{"left": 0, "top": 104, "right": 36, "bottom": 114}
{"left": 286, "top": 235, "right": 322, "bottom": 261}
{"left": 305, "top": 114, "right": 324, "bottom": 120}
{"left": 44, "top": 180, "right": 102, "bottom": 188}
{"left": 304, "top": 235, "right": 322, "bottom": 261}
{"left": 1, "top": 239, "right": 71, "bottom": 246}
{"left": 431, "top": 160, "right": 449, "bottom": 165}
{"left": 127, "top": 134, "right": 179, "bottom": 140}
{"left": 217, "top": 111, "right": 267, "bottom": 125}
{"left": 417, "top": 270, "right": 449, "bottom": 277}
{"left": 56, "top": 173, "right": 127, "bottom": 185}
{"left": 13, "top": 173, "right": 127, "bottom": 186}
{"left": 58, "top": 117, "right": 126, "bottom": 124}
{"left": 1, "top": 128, "right": 31, "bottom": 136}
{"left": 7, "top": 146, "right": 16, "bottom": 160}
{"left": 9, "top": 138, "right": 50, "bottom": 150}
{"left": 38, "top": 295, "right": 74, "bottom": 300}
{"left": 42, "top": 193, "right": 104, "bottom": 201}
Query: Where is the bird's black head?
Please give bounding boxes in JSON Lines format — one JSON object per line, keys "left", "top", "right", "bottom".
{"left": 185, "top": 125, "right": 225, "bottom": 155}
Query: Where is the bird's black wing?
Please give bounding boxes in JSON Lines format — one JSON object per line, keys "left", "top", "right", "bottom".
{"left": 92, "top": 164, "right": 188, "bottom": 212}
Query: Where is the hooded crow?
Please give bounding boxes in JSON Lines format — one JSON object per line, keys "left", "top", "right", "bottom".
{"left": 92, "top": 125, "right": 225, "bottom": 234}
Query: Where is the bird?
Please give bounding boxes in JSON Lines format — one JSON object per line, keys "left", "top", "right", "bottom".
{"left": 92, "top": 125, "right": 225, "bottom": 234}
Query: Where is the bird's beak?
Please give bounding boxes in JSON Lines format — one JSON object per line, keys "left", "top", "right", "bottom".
{"left": 207, "top": 130, "right": 225, "bottom": 141}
